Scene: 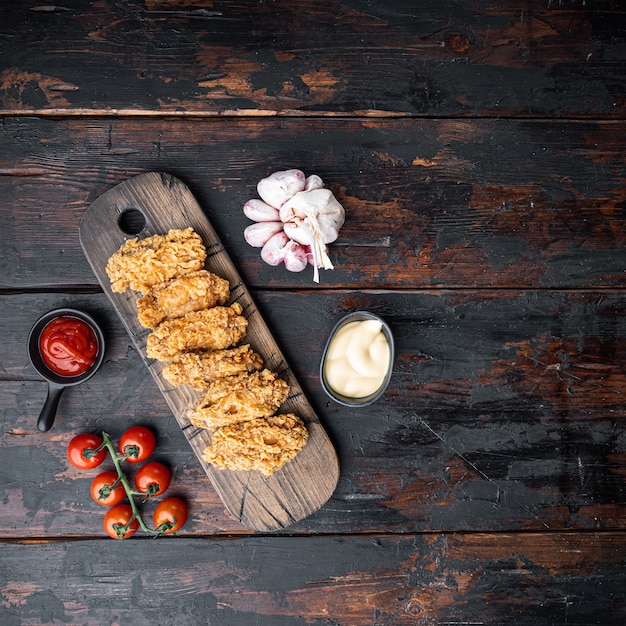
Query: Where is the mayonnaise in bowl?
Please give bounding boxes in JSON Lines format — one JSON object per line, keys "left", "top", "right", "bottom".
{"left": 320, "top": 312, "right": 394, "bottom": 407}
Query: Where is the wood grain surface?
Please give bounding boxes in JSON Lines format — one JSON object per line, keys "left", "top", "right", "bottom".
{"left": 1, "top": 1, "right": 625, "bottom": 624}
{"left": 2, "top": 533, "right": 625, "bottom": 626}
{"left": 0, "top": 1, "right": 623, "bottom": 118}
{"left": 0, "top": 117, "right": 624, "bottom": 290}
{"left": 4, "top": 288, "right": 626, "bottom": 536}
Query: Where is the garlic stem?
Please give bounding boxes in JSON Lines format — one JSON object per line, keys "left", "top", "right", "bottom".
{"left": 304, "top": 217, "right": 334, "bottom": 283}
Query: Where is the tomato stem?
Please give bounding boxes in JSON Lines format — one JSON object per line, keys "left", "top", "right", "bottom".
{"left": 156, "top": 520, "right": 176, "bottom": 533}
{"left": 101, "top": 432, "right": 162, "bottom": 536}
{"left": 119, "top": 444, "right": 139, "bottom": 462}
{"left": 83, "top": 442, "right": 105, "bottom": 459}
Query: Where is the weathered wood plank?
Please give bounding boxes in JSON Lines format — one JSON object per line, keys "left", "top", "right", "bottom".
{"left": 1, "top": 117, "right": 625, "bottom": 290}
{"left": 1, "top": 533, "right": 624, "bottom": 625}
{"left": 0, "top": 1, "right": 624, "bottom": 118}
{"left": 3, "top": 290, "right": 626, "bottom": 536}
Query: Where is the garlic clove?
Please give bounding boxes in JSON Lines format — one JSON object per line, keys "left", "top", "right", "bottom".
{"left": 260, "top": 231, "right": 290, "bottom": 266}
{"left": 243, "top": 198, "right": 280, "bottom": 222}
{"left": 283, "top": 220, "right": 308, "bottom": 246}
{"left": 304, "top": 174, "right": 324, "bottom": 191}
{"left": 282, "top": 241, "right": 308, "bottom": 273}
{"left": 244, "top": 221, "right": 284, "bottom": 248}
{"left": 257, "top": 169, "right": 306, "bottom": 208}
{"left": 283, "top": 220, "right": 333, "bottom": 269}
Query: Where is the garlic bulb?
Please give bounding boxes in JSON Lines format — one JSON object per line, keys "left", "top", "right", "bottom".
{"left": 243, "top": 169, "right": 345, "bottom": 283}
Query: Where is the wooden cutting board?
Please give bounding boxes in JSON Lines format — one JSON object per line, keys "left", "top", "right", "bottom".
{"left": 79, "top": 172, "right": 339, "bottom": 531}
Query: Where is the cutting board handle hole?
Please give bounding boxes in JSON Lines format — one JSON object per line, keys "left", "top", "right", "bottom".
{"left": 118, "top": 208, "right": 146, "bottom": 235}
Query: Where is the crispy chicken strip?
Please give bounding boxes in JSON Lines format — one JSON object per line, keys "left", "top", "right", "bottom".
{"left": 188, "top": 369, "right": 289, "bottom": 430}
{"left": 105, "top": 228, "right": 206, "bottom": 294}
{"left": 203, "top": 414, "right": 308, "bottom": 476}
{"left": 162, "top": 344, "right": 263, "bottom": 391}
{"left": 146, "top": 303, "right": 247, "bottom": 361}
{"left": 137, "top": 270, "right": 230, "bottom": 328}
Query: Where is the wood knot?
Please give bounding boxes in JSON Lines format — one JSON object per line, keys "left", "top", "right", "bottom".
{"left": 404, "top": 599, "right": 423, "bottom": 615}
{"left": 416, "top": 246, "right": 432, "bottom": 267}
{"left": 446, "top": 32, "right": 471, "bottom": 53}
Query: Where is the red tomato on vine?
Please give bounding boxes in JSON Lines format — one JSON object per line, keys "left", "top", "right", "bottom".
{"left": 135, "top": 461, "right": 171, "bottom": 497}
{"left": 90, "top": 471, "right": 125, "bottom": 506}
{"left": 118, "top": 426, "right": 156, "bottom": 463}
{"left": 103, "top": 504, "right": 139, "bottom": 539}
{"left": 67, "top": 433, "right": 106, "bottom": 470}
{"left": 154, "top": 497, "right": 188, "bottom": 534}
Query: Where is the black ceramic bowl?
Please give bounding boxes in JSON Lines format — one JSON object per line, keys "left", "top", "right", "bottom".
{"left": 28, "top": 308, "right": 105, "bottom": 432}
{"left": 320, "top": 311, "right": 394, "bottom": 407}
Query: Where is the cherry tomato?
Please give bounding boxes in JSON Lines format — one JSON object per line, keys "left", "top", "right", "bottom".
{"left": 153, "top": 497, "right": 188, "bottom": 534}
{"left": 103, "top": 504, "right": 139, "bottom": 539}
{"left": 90, "top": 471, "right": 126, "bottom": 506}
{"left": 67, "top": 433, "right": 106, "bottom": 470}
{"left": 118, "top": 426, "right": 156, "bottom": 463}
{"left": 135, "top": 461, "right": 171, "bottom": 497}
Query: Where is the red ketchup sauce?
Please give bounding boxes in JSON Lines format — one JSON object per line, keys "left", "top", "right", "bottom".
{"left": 39, "top": 316, "right": 99, "bottom": 377}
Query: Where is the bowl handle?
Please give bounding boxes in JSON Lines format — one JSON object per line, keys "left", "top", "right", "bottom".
{"left": 37, "top": 382, "right": 65, "bottom": 432}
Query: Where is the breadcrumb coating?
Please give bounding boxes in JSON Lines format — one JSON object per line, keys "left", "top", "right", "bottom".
{"left": 146, "top": 303, "right": 247, "bottom": 361}
{"left": 105, "top": 228, "right": 206, "bottom": 294}
{"left": 187, "top": 369, "right": 289, "bottom": 430}
{"left": 162, "top": 344, "right": 264, "bottom": 391}
{"left": 137, "top": 270, "right": 230, "bottom": 328}
{"left": 203, "top": 414, "right": 308, "bottom": 476}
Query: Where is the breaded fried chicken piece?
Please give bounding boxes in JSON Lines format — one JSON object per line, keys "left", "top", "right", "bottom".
{"left": 105, "top": 228, "right": 206, "bottom": 294}
{"left": 203, "top": 414, "right": 308, "bottom": 476}
{"left": 146, "top": 303, "right": 247, "bottom": 361}
{"left": 137, "top": 270, "right": 230, "bottom": 328}
{"left": 162, "top": 344, "right": 263, "bottom": 391}
{"left": 188, "top": 369, "right": 289, "bottom": 430}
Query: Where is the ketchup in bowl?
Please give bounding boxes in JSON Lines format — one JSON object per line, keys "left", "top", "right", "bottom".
{"left": 39, "top": 316, "right": 99, "bottom": 377}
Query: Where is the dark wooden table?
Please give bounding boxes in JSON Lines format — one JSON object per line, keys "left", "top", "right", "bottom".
{"left": 2, "top": 2, "right": 626, "bottom": 624}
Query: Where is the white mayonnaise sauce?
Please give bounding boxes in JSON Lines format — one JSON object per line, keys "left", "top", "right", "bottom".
{"left": 323, "top": 319, "right": 390, "bottom": 398}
